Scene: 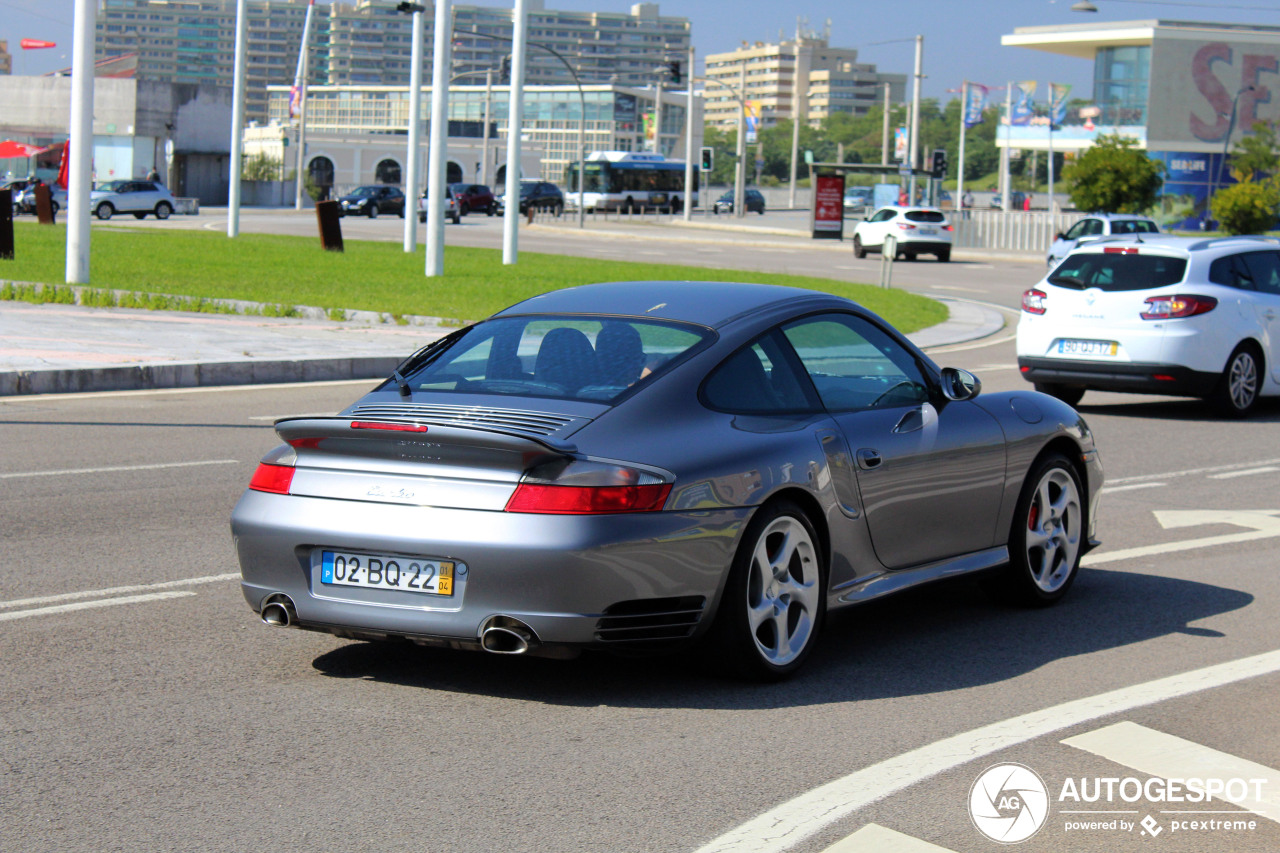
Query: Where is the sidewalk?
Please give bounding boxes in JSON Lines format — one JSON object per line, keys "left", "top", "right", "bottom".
{"left": 0, "top": 294, "right": 1003, "bottom": 397}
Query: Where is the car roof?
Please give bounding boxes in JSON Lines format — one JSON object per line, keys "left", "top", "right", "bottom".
{"left": 494, "top": 280, "right": 846, "bottom": 329}
{"left": 1068, "top": 233, "right": 1280, "bottom": 256}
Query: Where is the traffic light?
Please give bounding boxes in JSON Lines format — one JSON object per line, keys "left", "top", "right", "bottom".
{"left": 700, "top": 146, "right": 713, "bottom": 172}
{"left": 666, "top": 60, "right": 681, "bottom": 85}
{"left": 499, "top": 55, "right": 511, "bottom": 84}
{"left": 930, "top": 147, "right": 948, "bottom": 179}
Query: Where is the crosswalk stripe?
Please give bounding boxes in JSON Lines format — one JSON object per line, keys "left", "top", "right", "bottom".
{"left": 1062, "top": 721, "right": 1280, "bottom": 824}
{"left": 820, "top": 824, "right": 957, "bottom": 853}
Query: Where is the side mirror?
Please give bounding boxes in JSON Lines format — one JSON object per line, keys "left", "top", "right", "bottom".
{"left": 1054, "top": 232, "right": 1066, "bottom": 241}
{"left": 939, "top": 367, "right": 981, "bottom": 401}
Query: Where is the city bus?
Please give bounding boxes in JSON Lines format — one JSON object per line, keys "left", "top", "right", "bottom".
{"left": 564, "top": 151, "right": 698, "bottom": 213}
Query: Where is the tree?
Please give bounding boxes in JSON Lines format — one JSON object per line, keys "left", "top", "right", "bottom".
{"left": 1062, "top": 134, "right": 1163, "bottom": 213}
{"left": 241, "top": 153, "right": 282, "bottom": 182}
{"left": 1228, "top": 121, "right": 1280, "bottom": 182}
{"left": 1210, "top": 179, "right": 1280, "bottom": 235}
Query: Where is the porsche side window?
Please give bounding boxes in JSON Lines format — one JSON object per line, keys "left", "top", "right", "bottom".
{"left": 702, "top": 334, "right": 815, "bottom": 414}
{"left": 782, "top": 315, "right": 929, "bottom": 411}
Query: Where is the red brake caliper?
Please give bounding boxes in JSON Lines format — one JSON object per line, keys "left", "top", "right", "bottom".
{"left": 1028, "top": 503, "right": 1040, "bottom": 531}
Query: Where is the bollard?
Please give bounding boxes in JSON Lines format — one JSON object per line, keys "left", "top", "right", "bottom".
{"left": 879, "top": 235, "right": 897, "bottom": 288}
{"left": 0, "top": 188, "right": 13, "bottom": 259}
{"left": 526, "top": 203, "right": 535, "bottom": 226}
{"left": 315, "top": 199, "right": 344, "bottom": 252}
{"left": 34, "top": 183, "right": 55, "bottom": 225}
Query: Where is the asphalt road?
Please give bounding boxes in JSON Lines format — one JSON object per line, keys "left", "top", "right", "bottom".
{"left": 2, "top": 214, "right": 1279, "bottom": 853}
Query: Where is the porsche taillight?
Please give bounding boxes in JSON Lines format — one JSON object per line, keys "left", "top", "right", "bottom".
{"left": 249, "top": 462, "right": 294, "bottom": 495}
{"left": 503, "top": 460, "right": 672, "bottom": 515}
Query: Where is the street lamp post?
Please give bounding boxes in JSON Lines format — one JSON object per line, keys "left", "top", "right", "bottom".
{"left": 396, "top": 2, "right": 425, "bottom": 253}
{"left": 1216, "top": 85, "right": 1257, "bottom": 201}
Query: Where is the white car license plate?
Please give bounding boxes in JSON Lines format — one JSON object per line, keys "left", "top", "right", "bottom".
{"left": 320, "top": 550, "right": 454, "bottom": 596}
{"left": 1058, "top": 339, "right": 1118, "bottom": 356}
{"left": 919, "top": 227, "right": 937, "bottom": 236}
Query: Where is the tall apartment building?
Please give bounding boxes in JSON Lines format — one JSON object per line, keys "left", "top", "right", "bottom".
{"left": 0, "top": 41, "right": 12, "bottom": 76}
{"left": 95, "top": 0, "right": 689, "bottom": 124}
{"left": 704, "top": 37, "right": 906, "bottom": 131}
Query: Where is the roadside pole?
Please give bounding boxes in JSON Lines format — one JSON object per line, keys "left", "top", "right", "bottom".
{"left": 424, "top": 0, "right": 452, "bottom": 276}
{"left": 907, "top": 35, "right": 922, "bottom": 203}
{"left": 65, "top": 0, "right": 96, "bottom": 284}
{"left": 502, "top": 0, "right": 528, "bottom": 264}
{"left": 227, "top": 0, "right": 247, "bottom": 238}
{"left": 402, "top": 3, "right": 424, "bottom": 253}
{"left": 734, "top": 60, "right": 746, "bottom": 219}
{"left": 682, "top": 44, "right": 694, "bottom": 223}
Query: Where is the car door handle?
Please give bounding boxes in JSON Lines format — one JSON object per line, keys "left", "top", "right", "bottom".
{"left": 1265, "top": 309, "right": 1277, "bottom": 321}
{"left": 856, "top": 448, "right": 882, "bottom": 470}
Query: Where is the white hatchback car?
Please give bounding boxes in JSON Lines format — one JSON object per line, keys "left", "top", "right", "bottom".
{"left": 1046, "top": 213, "right": 1160, "bottom": 268}
{"left": 90, "top": 179, "right": 176, "bottom": 220}
{"left": 1017, "top": 234, "right": 1280, "bottom": 416}
{"left": 851, "top": 206, "right": 953, "bottom": 262}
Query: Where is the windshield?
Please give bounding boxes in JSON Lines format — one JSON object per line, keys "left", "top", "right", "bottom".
{"left": 1049, "top": 252, "right": 1187, "bottom": 291}
{"left": 348, "top": 186, "right": 377, "bottom": 197}
{"left": 399, "top": 315, "right": 711, "bottom": 404}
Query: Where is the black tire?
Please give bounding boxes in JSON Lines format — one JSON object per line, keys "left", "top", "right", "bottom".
{"left": 757, "top": 206, "right": 765, "bottom": 215}
{"left": 990, "top": 453, "right": 1084, "bottom": 606}
{"left": 459, "top": 201, "right": 469, "bottom": 216}
{"left": 398, "top": 207, "right": 405, "bottom": 219}
{"left": 95, "top": 203, "right": 114, "bottom": 221}
{"left": 451, "top": 211, "right": 461, "bottom": 225}
{"left": 1209, "top": 344, "right": 1263, "bottom": 418}
{"left": 706, "top": 500, "right": 826, "bottom": 681}
{"left": 1033, "top": 383, "right": 1085, "bottom": 407}
{"left": 154, "top": 202, "right": 172, "bottom": 220}
{"left": 487, "top": 204, "right": 496, "bottom": 216}
{"left": 937, "top": 249, "right": 951, "bottom": 262}
{"left": 853, "top": 235, "right": 866, "bottom": 259}
{"left": 367, "top": 205, "right": 378, "bottom": 219}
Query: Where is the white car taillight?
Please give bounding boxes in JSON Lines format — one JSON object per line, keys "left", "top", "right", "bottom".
{"left": 1140, "top": 295, "right": 1218, "bottom": 320}
{"left": 1022, "top": 288, "right": 1047, "bottom": 315}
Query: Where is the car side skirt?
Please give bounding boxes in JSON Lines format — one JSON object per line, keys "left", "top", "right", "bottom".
{"left": 832, "top": 545, "right": 1008, "bottom": 605}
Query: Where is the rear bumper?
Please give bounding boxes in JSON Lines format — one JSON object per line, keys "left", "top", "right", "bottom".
{"left": 1017, "top": 356, "right": 1219, "bottom": 397}
{"left": 231, "top": 490, "right": 748, "bottom": 651}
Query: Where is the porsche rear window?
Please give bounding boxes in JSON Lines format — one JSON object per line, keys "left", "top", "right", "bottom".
{"left": 1048, "top": 253, "right": 1187, "bottom": 291}
{"left": 399, "top": 315, "right": 710, "bottom": 404}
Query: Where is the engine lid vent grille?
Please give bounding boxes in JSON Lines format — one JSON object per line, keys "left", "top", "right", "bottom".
{"left": 347, "top": 403, "right": 588, "bottom": 440}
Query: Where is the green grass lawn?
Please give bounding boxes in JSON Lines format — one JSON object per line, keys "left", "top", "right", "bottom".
{"left": 0, "top": 222, "right": 947, "bottom": 332}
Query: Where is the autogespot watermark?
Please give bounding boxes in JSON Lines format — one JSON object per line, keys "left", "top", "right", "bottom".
{"left": 968, "top": 765, "right": 1268, "bottom": 843}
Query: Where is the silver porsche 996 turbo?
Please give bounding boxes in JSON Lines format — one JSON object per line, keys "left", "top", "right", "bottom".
{"left": 231, "top": 281, "right": 1103, "bottom": 680}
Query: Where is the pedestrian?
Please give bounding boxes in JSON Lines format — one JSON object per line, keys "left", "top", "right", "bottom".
{"left": 1023, "top": 193, "right": 1032, "bottom": 212}
{"left": 146, "top": 166, "right": 160, "bottom": 183}
{"left": 962, "top": 190, "right": 974, "bottom": 209}
{"left": 898, "top": 187, "right": 908, "bottom": 206}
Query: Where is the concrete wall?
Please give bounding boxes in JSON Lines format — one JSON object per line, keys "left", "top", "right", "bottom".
{"left": 0, "top": 76, "right": 137, "bottom": 137}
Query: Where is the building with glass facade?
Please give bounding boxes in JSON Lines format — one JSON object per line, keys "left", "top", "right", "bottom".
{"left": 94, "top": 0, "right": 689, "bottom": 126}
{"left": 250, "top": 82, "right": 700, "bottom": 195}
{"left": 1003, "top": 19, "right": 1280, "bottom": 228}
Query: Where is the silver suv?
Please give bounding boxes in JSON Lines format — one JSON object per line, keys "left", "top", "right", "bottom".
{"left": 1047, "top": 213, "right": 1160, "bottom": 268}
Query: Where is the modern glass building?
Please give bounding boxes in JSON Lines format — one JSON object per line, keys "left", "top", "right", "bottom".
{"left": 1003, "top": 19, "right": 1280, "bottom": 228}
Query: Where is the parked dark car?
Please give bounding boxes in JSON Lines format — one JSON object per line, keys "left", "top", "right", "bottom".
{"left": 449, "top": 183, "right": 498, "bottom": 216}
{"left": 338, "top": 185, "right": 406, "bottom": 218}
{"left": 497, "top": 180, "right": 564, "bottom": 216}
{"left": 714, "top": 189, "right": 766, "bottom": 215}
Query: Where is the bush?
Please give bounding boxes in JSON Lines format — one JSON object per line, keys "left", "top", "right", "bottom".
{"left": 1210, "top": 180, "right": 1280, "bottom": 235}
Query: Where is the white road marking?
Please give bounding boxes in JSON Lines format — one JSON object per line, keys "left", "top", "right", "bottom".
{"left": 691, "top": 647, "right": 1280, "bottom": 853}
{"left": 0, "top": 572, "right": 239, "bottom": 611}
{"left": 1085, "top": 510, "right": 1280, "bottom": 566}
{"left": 0, "top": 590, "right": 197, "bottom": 623}
{"left": 1101, "top": 482, "right": 1167, "bottom": 494}
{"left": 0, "top": 459, "right": 240, "bottom": 480}
{"left": 1063, "top": 722, "right": 1280, "bottom": 823}
{"left": 820, "top": 824, "right": 956, "bottom": 852}
{"left": 1209, "top": 467, "right": 1280, "bottom": 480}
{"left": 1106, "top": 458, "right": 1280, "bottom": 486}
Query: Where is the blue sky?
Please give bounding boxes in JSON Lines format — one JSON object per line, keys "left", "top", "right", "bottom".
{"left": 2, "top": 0, "right": 1277, "bottom": 103}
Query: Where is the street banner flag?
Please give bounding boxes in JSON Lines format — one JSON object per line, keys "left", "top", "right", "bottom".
{"left": 1050, "top": 83, "right": 1072, "bottom": 126}
{"left": 288, "top": 85, "right": 302, "bottom": 119}
{"left": 744, "top": 101, "right": 761, "bottom": 143}
{"left": 894, "top": 126, "right": 908, "bottom": 161}
{"left": 963, "top": 84, "right": 989, "bottom": 129}
{"left": 56, "top": 141, "right": 69, "bottom": 190}
{"left": 20, "top": 39, "right": 57, "bottom": 50}
{"left": 1010, "top": 80, "right": 1037, "bottom": 126}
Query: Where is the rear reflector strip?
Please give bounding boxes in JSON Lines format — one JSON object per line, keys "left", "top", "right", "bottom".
{"left": 504, "top": 483, "right": 672, "bottom": 514}
{"left": 350, "top": 421, "right": 429, "bottom": 433}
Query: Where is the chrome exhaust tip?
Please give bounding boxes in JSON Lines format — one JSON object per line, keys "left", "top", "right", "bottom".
{"left": 260, "top": 594, "right": 296, "bottom": 628}
{"left": 479, "top": 616, "right": 538, "bottom": 655}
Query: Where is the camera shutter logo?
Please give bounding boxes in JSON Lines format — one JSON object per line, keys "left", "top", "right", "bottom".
{"left": 969, "top": 763, "right": 1050, "bottom": 843}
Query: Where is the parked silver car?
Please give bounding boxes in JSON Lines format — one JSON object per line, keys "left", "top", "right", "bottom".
{"left": 90, "top": 179, "right": 176, "bottom": 220}
{"left": 231, "top": 281, "right": 1103, "bottom": 680}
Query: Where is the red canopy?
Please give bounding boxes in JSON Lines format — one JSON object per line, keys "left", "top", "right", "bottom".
{"left": 0, "top": 140, "right": 46, "bottom": 159}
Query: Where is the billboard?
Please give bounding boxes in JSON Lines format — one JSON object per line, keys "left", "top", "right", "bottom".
{"left": 1148, "top": 36, "right": 1280, "bottom": 148}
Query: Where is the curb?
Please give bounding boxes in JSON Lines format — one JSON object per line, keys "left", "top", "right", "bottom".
{"left": 0, "top": 355, "right": 402, "bottom": 397}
